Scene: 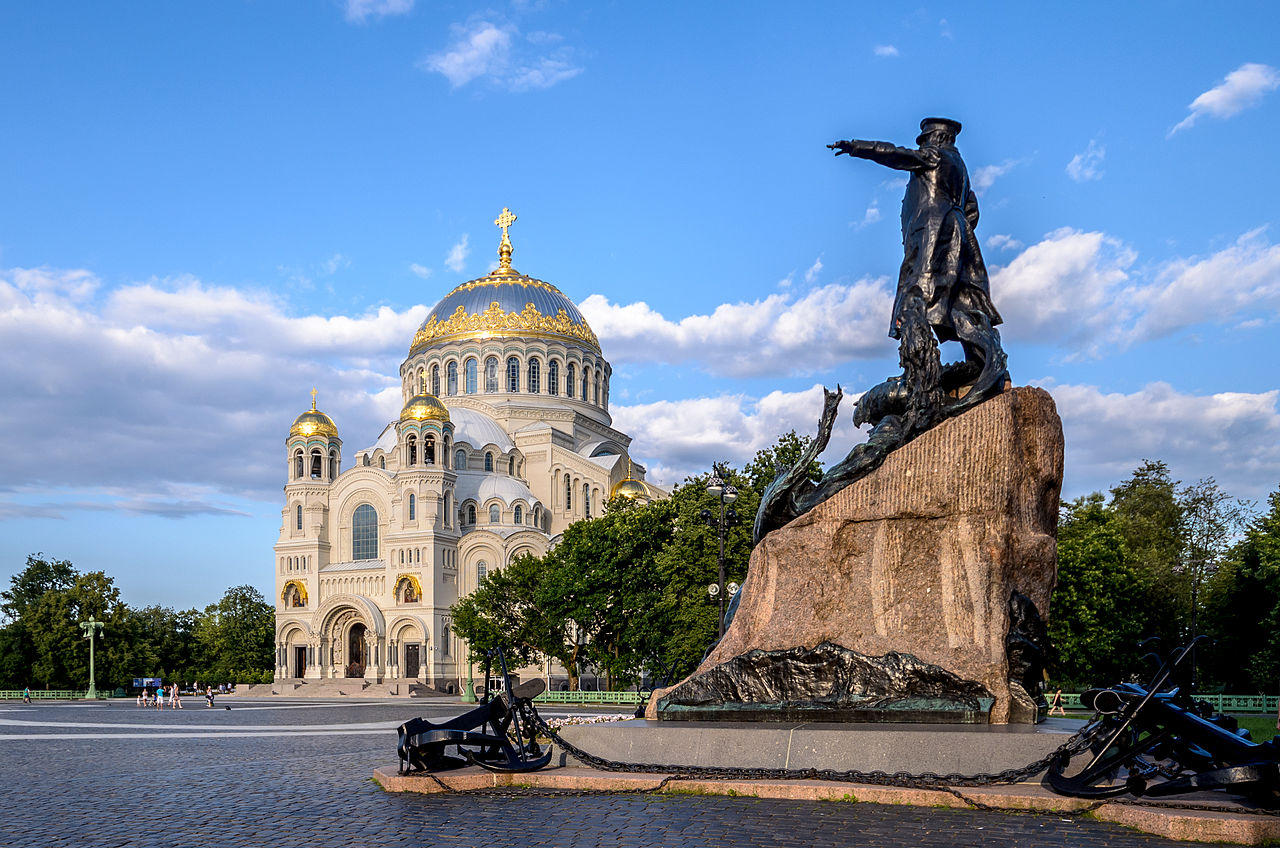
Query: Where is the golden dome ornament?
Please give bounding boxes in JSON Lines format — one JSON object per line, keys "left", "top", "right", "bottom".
{"left": 290, "top": 388, "right": 340, "bottom": 439}
{"left": 400, "top": 392, "right": 451, "bottom": 423}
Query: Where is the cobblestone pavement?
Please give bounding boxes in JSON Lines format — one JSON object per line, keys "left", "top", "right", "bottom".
{"left": 0, "top": 699, "right": 1236, "bottom": 847}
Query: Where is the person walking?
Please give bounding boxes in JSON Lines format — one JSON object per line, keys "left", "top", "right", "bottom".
{"left": 205, "top": 685, "right": 215, "bottom": 708}
{"left": 22, "top": 686, "right": 31, "bottom": 704}
{"left": 155, "top": 684, "right": 165, "bottom": 709}
{"left": 170, "top": 683, "right": 182, "bottom": 709}
{"left": 1049, "top": 688, "right": 1066, "bottom": 716}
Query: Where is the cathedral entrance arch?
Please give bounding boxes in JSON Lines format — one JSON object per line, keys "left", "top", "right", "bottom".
{"left": 347, "top": 623, "right": 367, "bottom": 677}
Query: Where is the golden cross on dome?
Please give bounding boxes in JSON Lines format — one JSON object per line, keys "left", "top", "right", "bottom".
{"left": 310, "top": 387, "right": 318, "bottom": 410}
{"left": 494, "top": 207, "right": 517, "bottom": 271}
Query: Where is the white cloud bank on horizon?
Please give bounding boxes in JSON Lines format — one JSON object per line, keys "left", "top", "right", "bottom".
{"left": 1169, "top": 63, "right": 1280, "bottom": 137}
{"left": 421, "top": 21, "right": 583, "bottom": 91}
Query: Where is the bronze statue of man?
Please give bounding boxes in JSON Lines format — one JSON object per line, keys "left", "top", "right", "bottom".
{"left": 829, "top": 118, "right": 1005, "bottom": 399}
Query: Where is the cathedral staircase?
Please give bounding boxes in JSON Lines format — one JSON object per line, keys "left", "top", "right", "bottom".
{"left": 240, "top": 679, "right": 451, "bottom": 698}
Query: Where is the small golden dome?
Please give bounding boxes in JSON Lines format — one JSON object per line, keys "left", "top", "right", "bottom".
{"left": 290, "top": 390, "right": 339, "bottom": 439}
{"left": 401, "top": 392, "right": 451, "bottom": 423}
{"left": 611, "top": 478, "right": 649, "bottom": 500}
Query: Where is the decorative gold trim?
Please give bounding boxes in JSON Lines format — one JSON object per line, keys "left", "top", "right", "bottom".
{"left": 282, "top": 580, "right": 308, "bottom": 606}
{"left": 395, "top": 573, "right": 423, "bottom": 603}
{"left": 410, "top": 301, "right": 600, "bottom": 354}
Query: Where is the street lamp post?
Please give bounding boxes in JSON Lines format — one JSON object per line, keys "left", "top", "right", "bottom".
{"left": 702, "top": 463, "right": 739, "bottom": 639}
{"left": 79, "top": 616, "right": 104, "bottom": 699}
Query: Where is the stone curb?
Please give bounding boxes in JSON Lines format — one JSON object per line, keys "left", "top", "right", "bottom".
{"left": 373, "top": 764, "right": 1280, "bottom": 845}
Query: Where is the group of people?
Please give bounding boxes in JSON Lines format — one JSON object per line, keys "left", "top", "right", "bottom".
{"left": 134, "top": 684, "right": 226, "bottom": 708}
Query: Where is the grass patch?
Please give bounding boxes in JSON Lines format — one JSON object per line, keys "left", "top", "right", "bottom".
{"left": 819, "top": 793, "right": 859, "bottom": 803}
{"left": 1233, "top": 715, "right": 1278, "bottom": 743}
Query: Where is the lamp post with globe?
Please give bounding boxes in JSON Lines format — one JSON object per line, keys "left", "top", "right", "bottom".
{"left": 79, "top": 616, "right": 104, "bottom": 699}
{"left": 701, "top": 463, "right": 740, "bottom": 639}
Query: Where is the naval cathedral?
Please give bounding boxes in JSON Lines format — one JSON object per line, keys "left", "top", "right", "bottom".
{"left": 272, "top": 210, "right": 660, "bottom": 692}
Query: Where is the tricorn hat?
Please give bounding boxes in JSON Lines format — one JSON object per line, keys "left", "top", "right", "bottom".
{"left": 917, "top": 117, "right": 962, "bottom": 144}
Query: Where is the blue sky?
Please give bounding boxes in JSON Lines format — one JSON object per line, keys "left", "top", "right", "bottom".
{"left": 2, "top": 2, "right": 1279, "bottom": 609}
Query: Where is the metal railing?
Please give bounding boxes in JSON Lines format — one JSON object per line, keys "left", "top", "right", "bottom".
{"left": 1052, "top": 692, "right": 1279, "bottom": 714}
{"left": 0, "top": 690, "right": 90, "bottom": 700}
{"left": 534, "top": 690, "right": 643, "bottom": 705}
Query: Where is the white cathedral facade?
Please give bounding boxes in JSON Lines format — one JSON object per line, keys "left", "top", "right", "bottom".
{"left": 272, "top": 210, "right": 659, "bottom": 691}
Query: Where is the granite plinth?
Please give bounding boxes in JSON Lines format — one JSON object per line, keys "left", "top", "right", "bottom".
{"left": 554, "top": 717, "right": 1077, "bottom": 774}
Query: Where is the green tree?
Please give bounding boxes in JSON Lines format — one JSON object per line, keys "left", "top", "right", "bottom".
{"left": 1, "top": 553, "right": 78, "bottom": 623}
{"left": 1109, "top": 460, "right": 1185, "bottom": 649}
{"left": 24, "top": 571, "right": 140, "bottom": 690}
{"left": 1048, "top": 494, "right": 1146, "bottom": 687}
{"left": 451, "top": 553, "right": 566, "bottom": 678}
{"left": 742, "top": 430, "right": 823, "bottom": 497}
{"left": 193, "top": 586, "right": 274, "bottom": 683}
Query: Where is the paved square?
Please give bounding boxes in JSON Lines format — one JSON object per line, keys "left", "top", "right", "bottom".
{"left": 0, "top": 699, "right": 1232, "bottom": 847}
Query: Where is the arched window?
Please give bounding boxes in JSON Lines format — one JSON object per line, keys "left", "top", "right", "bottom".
{"left": 594, "top": 373, "right": 601, "bottom": 404}
{"left": 566, "top": 363, "right": 576, "bottom": 398}
{"left": 417, "top": 368, "right": 425, "bottom": 394}
{"left": 477, "top": 561, "right": 487, "bottom": 582}
{"left": 295, "top": 503, "right": 303, "bottom": 531}
{"left": 603, "top": 377, "right": 609, "bottom": 407}
{"left": 446, "top": 361, "right": 458, "bottom": 396}
{"left": 467, "top": 504, "right": 476, "bottom": 524}
{"left": 443, "top": 492, "right": 451, "bottom": 526}
{"left": 380, "top": 456, "right": 385, "bottom": 470}
{"left": 489, "top": 504, "right": 501, "bottom": 523}
{"left": 294, "top": 450, "right": 304, "bottom": 479}
{"left": 407, "top": 435, "right": 417, "bottom": 466}
{"left": 455, "top": 449, "right": 466, "bottom": 470}
{"left": 485, "top": 357, "right": 499, "bottom": 393}
{"left": 310, "top": 449, "right": 323, "bottom": 479}
{"left": 484, "top": 452, "right": 493, "bottom": 472}
{"left": 506, "top": 356, "right": 519, "bottom": 392}
{"left": 514, "top": 504, "right": 522, "bottom": 524}
{"left": 584, "top": 484, "right": 591, "bottom": 518}
{"left": 527, "top": 358, "right": 540, "bottom": 394}
{"left": 465, "top": 357, "right": 478, "bottom": 394}
{"left": 408, "top": 493, "right": 416, "bottom": 521}
{"left": 425, "top": 435, "right": 436, "bottom": 465}
{"left": 548, "top": 360, "right": 559, "bottom": 396}
{"left": 329, "top": 450, "right": 338, "bottom": 479}
{"left": 565, "top": 474, "right": 572, "bottom": 509}
{"left": 430, "top": 365, "right": 440, "bottom": 397}
{"left": 507, "top": 456, "right": 515, "bottom": 476}
{"left": 581, "top": 367, "right": 590, "bottom": 402}
{"left": 352, "top": 504, "right": 378, "bottom": 560}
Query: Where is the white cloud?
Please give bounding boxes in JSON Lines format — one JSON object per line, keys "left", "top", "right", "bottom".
{"left": 344, "top": 0, "right": 413, "bottom": 23}
{"left": 873, "top": 44, "right": 899, "bottom": 57}
{"left": 579, "top": 278, "right": 896, "bottom": 378}
{"left": 986, "top": 234, "right": 1024, "bottom": 252}
{"left": 409, "top": 263, "right": 432, "bottom": 279}
{"left": 421, "top": 20, "right": 582, "bottom": 91}
{"left": 0, "top": 266, "right": 424, "bottom": 518}
{"left": 854, "top": 201, "right": 881, "bottom": 229}
{"left": 1050, "top": 381, "right": 1280, "bottom": 502}
{"left": 804, "top": 257, "right": 823, "bottom": 284}
{"left": 445, "top": 234, "right": 469, "bottom": 273}
{"left": 1169, "top": 63, "right": 1280, "bottom": 136}
{"left": 1131, "top": 228, "right": 1280, "bottom": 340}
{"left": 613, "top": 385, "right": 864, "bottom": 487}
{"left": 971, "top": 159, "right": 1021, "bottom": 195}
{"left": 321, "top": 253, "right": 350, "bottom": 275}
{"left": 1066, "top": 139, "right": 1105, "bottom": 182}
{"left": 990, "top": 228, "right": 1136, "bottom": 351}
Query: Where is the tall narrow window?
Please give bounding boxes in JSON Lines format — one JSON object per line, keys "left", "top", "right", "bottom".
{"left": 467, "top": 504, "right": 476, "bottom": 524}
{"left": 514, "top": 504, "right": 522, "bottom": 524}
{"left": 380, "top": 456, "right": 385, "bottom": 469}
{"left": 581, "top": 367, "right": 589, "bottom": 402}
{"left": 329, "top": 450, "right": 338, "bottom": 479}
{"left": 407, "top": 435, "right": 417, "bottom": 466}
{"left": 548, "top": 360, "right": 559, "bottom": 396}
{"left": 584, "top": 484, "right": 591, "bottom": 518}
{"left": 408, "top": 493, "right": 416, "bottom": 521}
{"left": 489, "top": 504, "right": 500, "bottom": 523}
{"left": 594, "top": 374, "right": 601, "bottom": 404}
{"left": 443, "top": 492, "right": 451, "bottom": 526}
{"left": 418, "top": 369, "right": 425, "bottom": 394}
{"left": 311, "top": 450, "right": 323, "bottom": 478}
{"left": 527, "top": 358, "right": 540, "bottom": 394}
{"left": 294, "top": 450, "right": 304, "bottom": 479}
{"left": 295, "top": 503, "right": 303, "bottom": 531}
{"left": 566, "top": 364, "right": 576, "bottom": 398}
{"left": 465, "top": 358, "right": 478, "bottom": 394}
{"left": 430, "top": 365, "right": 440, "bottom": 397}
{"left": 506, "top": 357, "right": 519, "bottom": 392}
{"left": 352, "top": 504, "right": 378, "bottom": 560}
{"left": 455, "top": 449, "right": 466, "bottom": 470}
{"left": 477, "top": 561, "right": 487, "bottom": 582}
{"left": 425, "top": 435, "right": 436, "bottom": 465}
{"left": 509, "top": 456, "right": 516, "bottom": 476}
{"left": 565, "top": 474, "right": 572, "bottom": 509}
{"left": 446, "top": 361, "right": 458, "bottom": 396}
{"left": 484, "top": 452, "right": 493, "bottom": 472}
{"left": 485, "top": 357, "right": 499, "bottom": 392}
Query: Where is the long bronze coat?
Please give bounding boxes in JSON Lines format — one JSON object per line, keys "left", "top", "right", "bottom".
{"left": 842, "top": 139, "right": 1002, "bottom": 342}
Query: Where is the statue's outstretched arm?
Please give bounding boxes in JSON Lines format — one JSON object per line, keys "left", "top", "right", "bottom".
{"left": 829, "top": 140, "right": 933, "bottom": 172}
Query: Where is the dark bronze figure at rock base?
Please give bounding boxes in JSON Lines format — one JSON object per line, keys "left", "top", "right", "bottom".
{"left": 755, "top": 118, "right": 1010, "bottom": 543}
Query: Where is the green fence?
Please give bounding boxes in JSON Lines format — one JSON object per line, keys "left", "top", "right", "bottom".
{"left": 0, "top": 690, "right": 89, "bottom": 700}
{"left": 534, "top": 690, "right": 644, "bottom": 706}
